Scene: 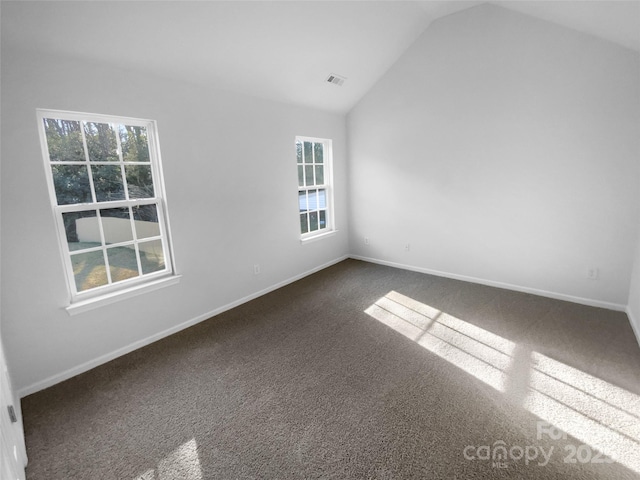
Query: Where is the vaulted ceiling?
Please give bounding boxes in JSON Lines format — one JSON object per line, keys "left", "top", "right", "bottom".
{"left": 2, "top": 1, "right": 639, "bottom": 113}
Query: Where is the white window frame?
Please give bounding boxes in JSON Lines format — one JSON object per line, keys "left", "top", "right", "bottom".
{"left": 296, "top": 136, "right": 335, "bottom": 242}
{"left": 37, "top": 109, "right": 178, "bottom": 312}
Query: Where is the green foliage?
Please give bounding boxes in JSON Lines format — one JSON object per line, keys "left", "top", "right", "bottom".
{"left": 44, "top": 119, "right": 85, "bottom": 162}
{"left": 125, "top": 165, "right": 154, "bottom": 198}
{"left": 314, "top": 142, "right": 323, "bottom": 163}
{"left": 132, "top": 204, "right": 158, "bottom": 223}
{"left": 93, "top": 165, "right": 125, "bottom": 202}
{"left": 51, "top": 165, "right": 91, "bottom": 205}
{"left": 85, "top": 122, "right": 118, "bottom": 162}
{"left": 120, "top": 126, "right": 150, "bottom": 163}
{"left": 45, "top": 119, "right": 154, "bottom": 206}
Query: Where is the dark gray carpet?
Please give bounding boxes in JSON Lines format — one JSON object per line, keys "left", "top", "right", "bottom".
{"left": 22, "top": 259, "right": 640, "bottom": 479}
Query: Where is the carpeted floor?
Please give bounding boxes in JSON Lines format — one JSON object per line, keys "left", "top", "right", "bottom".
{"left": 22, "top": 259, "right": 640, "bottom": 479}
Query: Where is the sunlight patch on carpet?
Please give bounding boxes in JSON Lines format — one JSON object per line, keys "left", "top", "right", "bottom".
{"left": 525, "top": 352, "right": 640, "bottom": 473}
{"left": 134, "top": 438, "right": 203, "bottom": 480}
{"left": 365, "top": 290, "right": 640, "bottom": 474}
{"left": 365, "top": 290, "right": 516, "bottom": 392}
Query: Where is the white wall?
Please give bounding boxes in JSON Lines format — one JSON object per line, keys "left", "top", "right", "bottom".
{"left": 348, "top": 4, "right": 640, "bottom": 308}
{"left": 3, "top": 2, "right": 640, "bottom": 396}
{"left": 1, "top": 48, "right": 348, "bottom": 394}
{"left": 628, "top": 227, "right": 640, "bottom": 344}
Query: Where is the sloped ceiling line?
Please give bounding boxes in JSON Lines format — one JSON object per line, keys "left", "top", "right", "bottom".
{"left": 2, "top": 1, "right": 638, "bottom": 114}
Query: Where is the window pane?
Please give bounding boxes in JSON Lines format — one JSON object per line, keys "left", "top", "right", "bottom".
{"left": 297, "top": 165, "right": 304, "bottom": 187}
{"left": 107, "top": 246, "right": 139, "bottom": 283}
{"left": 119, "top": 125, "right": 150, "bottom": 163}
{"left": 43, "top": 119, "right": 85, "bottom": 162}
{"left": 62, "top": 210, "right": 100, "bottom": 251}
{"left": 39, "top": 111, "right": 175, "bottom": 300}
{"left": 305, "top": 165, "right": 314, "bottom": 186}
{"left": 314, "top": 143, "right": 324, "bottom": 163}
{"left": 139, "top": 240, "right": 165, "bottom": 274}
{"left": 304, "top": 142, "right": 313, "bottom": 163}
{"left": 309, "top": 211, "right": 318, "bottom": 232}
{"left": 93, "top": 165, "right": 125, "bottom": 202}
{"left": 84, "top": 122, "right": 119, "bottom": 162}
{"left": 298, "top": 191, "right": 308, "bottom": 212}
{"left": 125, "top": 165, "right": 154, "bottom": 199}
{"left": 132, "top": 204, "right": 160, "bottom": 239}
{"left": 308, "top": 189, "right": 318, "bottom": 210}
{"left": 100, "top": 207, "right": 132, "bottom": 244}
{"left": 319, "top": 210, "right": 326, "bottom": 229}
{"left": 296, "top": 141, "right": 303, "bottom": 164}
{"left": 300, "top": 213, "right": 308, "bottom": 234}
{"left": 71, "top": 250, "right": 108, "bottom": 292}
{"left": 318, "top": 189, "right": 326, "bottom": 209}
{"left": 315, "top": 165, "right": 324, "bottom": 185}
{"left": 51, "top": 165, "right": 92, "bottom": 205}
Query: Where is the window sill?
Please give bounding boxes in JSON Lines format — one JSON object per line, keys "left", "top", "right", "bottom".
{"left": 66, "top": 274, "right": 182, "bottom": 316}
{"left": 300, "top": 230, "right": 337, "bottom": 245}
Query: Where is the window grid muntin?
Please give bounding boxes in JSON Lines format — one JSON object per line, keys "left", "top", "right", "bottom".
{"left": 51, "top": 120, "right": 153, "bottom": 205}
{"left": 65, "top": 204, "right": 163, "bottom": 277}
{"left": 59, "top": 200, "right": 169, "bottom": 295}
{"left": 296, "top": 137, "right": 332, "bottom": 237}
{"left": 80, "top": 124, "right": 98, "bottom": 204}
{"left": 39, "top": 110, "right": 173, "bottom": 301}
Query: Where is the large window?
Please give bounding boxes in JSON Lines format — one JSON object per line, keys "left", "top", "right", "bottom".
{"left": 37, "top": 110, "right": 175, "bottom": 304}
{"left": 296, "top": 136, "right": 333, "bottom": 239}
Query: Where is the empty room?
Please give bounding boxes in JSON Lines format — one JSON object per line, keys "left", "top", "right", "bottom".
{"left": 2, "top": 1, "right": 640, "bottom": 479}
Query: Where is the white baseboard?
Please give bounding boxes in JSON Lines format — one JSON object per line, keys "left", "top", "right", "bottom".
{"left": 19, "top": 253, "right": 632, "bottom": 397}
{"left": 349, "top": 255, "right": 627, "bottom": 312}
{"left": 18, "top": 255, "right": 349, "bottom": 398}
{"left": 625, "top": 307, "right": 640, "bottom": 350}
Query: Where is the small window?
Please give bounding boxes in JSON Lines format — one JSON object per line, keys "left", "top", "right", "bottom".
{"left": 296, "top": 136, "right": 334, "bottom": 239}
{"left": 37, "top": 110, "right": 176, "bottom": 303}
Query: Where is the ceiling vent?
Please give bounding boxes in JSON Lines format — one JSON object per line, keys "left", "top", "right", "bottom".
{"left": 326, "top": 73, "right": 346, "bottom": 86}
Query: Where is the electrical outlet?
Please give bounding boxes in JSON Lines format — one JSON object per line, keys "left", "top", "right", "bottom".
{"left": 364, "top": 237, "right": 370, "bottom": 245}
{"left": 587, "top": 267, "right": 599, "bottom": 280}
{"left": 254, "top": 264, "right": 261, "bottom": 275}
